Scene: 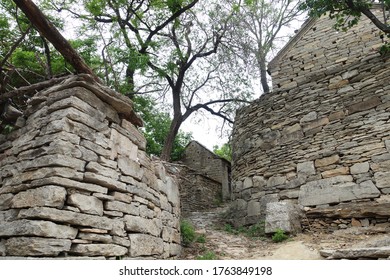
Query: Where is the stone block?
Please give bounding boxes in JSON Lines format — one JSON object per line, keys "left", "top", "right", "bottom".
{"left": 3, "top": 166, "right": 83, "bottom": 187}
{"left": 31, "top": 177, "right": 108, "bottom": 194}
{"left": 111, "top": 192, "right": 132, "bottom": 204}
{"left": 119, "top": 120, "right": 147, "bottom": 151}
{"left": 265, "top": 202, "right": 302, "bottom": 234}
{"left": 247, "top": 200, "right": 261, "bottom": 217}
{"left": 253, "top": 176, "right": 267, "bottom": 190}
{"left": 68, "top": 193, "right": 104, "bottom": 216}
{"left": 84, "top": 172, "right": 127, "bottom": 192}
{"left": 297, "top": 161, "right": 315, "bottom": 176}
{"left": 315, "top": 155, "right": 340, "bottom": 167}
{"left": 243, "top": 177, "right": 253, "bottom": 190}
{"left": 321, "top": 167, "right": 350, "bottom": 178}
{"left": 302, "top": 117, "right": 329, "bottom": 132}
{"left": 0, "top": 219, "right": 77, "bottom": 239}
{"left": 18, "top": 207, "right": 115, "bottom": 230}
{"left": 25, "top": 154, "right": 85, "bottom": 171}
{"left": 328, "top": 110, "right": 345, "bottom": 121}
{"left": 10, "top": 186, "right": 66, "bottom": 209}
{"left": 267, "top": 176, "right": 286, "bottom": 188}
{"left": 104, "top": 201, "right": 139, "bottom": 216}
{"left": 351, "top": 162, "right": 370, "bottom": 174}
{"left": 117, "top": 156, "right": 143, "bottom": 181}
{"left": 110, "top": 128, "right": 138, "bottom": 160}
{"left": 85, "top": 162, "right": 119, "bottom": 180}
{"left": 5, "top": 237, "right": 71, "bottom": 256}
{"left": 371, "top": 160, "right": 390, "bottom": 172}
{"left": 77, "top": 233, "right": 113, "bottom": 243}
{"left": 124, "top": 215, "right": 162, "bottom": 237}
{"left": 170, "top": 243, "right": 181, "bottom": 257}
{"left": 71, "top": 244, "right": 128, "bottom": 257}
{"left": 374, "top": 172, "right": 390, "bottom": 189}
{"left": 347, "top": 96, "right": 381, "bottom": 115}
{"left": 299, "top": 178, "right": 380, "bottom": 206}
{"left": 0, "top": 209, "right": 19, "bottom": 222}
{"left": 165, "top": 177, "right": 180, "bottom": 207}
{"left": 300, "top": 111, "right": 317, "bottom": 123}
{"left": 128, "top": 234, "right": 164, "bottom": 257}
{"left": 0, "top": 194, "right": 13, "bottom": 210}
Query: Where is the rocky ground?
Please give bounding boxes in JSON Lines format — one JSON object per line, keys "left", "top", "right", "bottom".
{"left": 180, "top": 205, "right": 390, "bottom": 260}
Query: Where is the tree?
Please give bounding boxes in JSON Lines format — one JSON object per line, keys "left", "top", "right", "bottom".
{"left": 213, "top": 143, "right": 232, "bottom": 161}
{"left": 223, "top": 0, "right": 304, "bottom": 94}
{"left": 133, "top": 95, "right": 192, "bottom": 161}
{"left": 0, "top": 0, "right": 103, "bottom": 133}
{"left": 51, "top": 0, "right": 250, "bottom": 161}
{"left": 300, "top": 1, "right": 390, "bottom": 34}
{"left": 12, "top": 0, "right": 99, "bottom": 81}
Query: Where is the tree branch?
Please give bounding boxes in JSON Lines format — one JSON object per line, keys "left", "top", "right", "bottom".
{"left": 12, "top": 0, "right": 101, "bottom": 82}
{"left": 0, "top": 76, "right": 69, "bottom": 101}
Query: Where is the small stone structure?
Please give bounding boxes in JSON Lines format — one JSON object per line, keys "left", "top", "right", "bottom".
{"left": 169, "top": 163, "right": 223, "bottom": 214}
{"left": 176, "top": 141, "right": 231, "bottom": 214}
{"left": 0, "top": 75, "right": 181, "bottom": 258}
{"left": 181, "top": 141, "right": 231, "bottom": 201}
{"left": 231, "top": 8, "right": 390, "bottom": 232}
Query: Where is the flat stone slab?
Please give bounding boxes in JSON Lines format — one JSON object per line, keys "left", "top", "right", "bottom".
{"left": 5, "top": 237, "right": 71, "bottom": 256}
{"left": 70, "top": 243, "right": 128, "bottom": 257}
{"left": 0, "top": 219, "right": 77, "bottom": 239}
{"left": 299, "top": 177, "right": 380, "bottom": 206}
{"left": 320, "top": 246, "right": 390, "bottom": 259}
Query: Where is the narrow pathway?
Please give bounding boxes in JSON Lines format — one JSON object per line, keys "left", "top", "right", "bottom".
{"left": 180, "top": 205, "right": 390, "bottom": 260}
{"left": 180, "top": 205, "right": 323, "bottom": 260}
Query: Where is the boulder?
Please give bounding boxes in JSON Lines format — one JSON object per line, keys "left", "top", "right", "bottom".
{"left": 265, "top": 202, "right": 302, "bottom": 234}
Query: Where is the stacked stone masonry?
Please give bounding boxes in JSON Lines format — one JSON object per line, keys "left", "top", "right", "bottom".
{"left": 0, "top": 75, "right": 181, "bottom": 258}
{"left": 181, "top": 141, "right": 231, "bottom": 202}
{"left": 231, "top": 9, "right": 390, "bottom": 231}
{"left": 165, "top": 163, "right": 222, "bottom": 215}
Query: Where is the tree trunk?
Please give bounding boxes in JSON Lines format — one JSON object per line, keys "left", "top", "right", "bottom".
{"left": 125, "top": 65, "right": 135, "bottom": 98}
{"left": 13, "top": 0, "right": 100, "bottom": 82}
{"left": 160, "top": 87, "right": 183, "bottom": 161}
{"left": 160, "top": 115, "right": 182, "bottom": 161}
{"left": 259, "top": 58, "right": 270, "bottom": 94}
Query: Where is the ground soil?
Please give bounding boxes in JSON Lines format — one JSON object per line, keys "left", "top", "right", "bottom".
{"left": 180, "top": 205, "right": 390, "bottom": 260}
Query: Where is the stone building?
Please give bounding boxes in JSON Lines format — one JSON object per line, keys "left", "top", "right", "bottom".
{"left": 231, "top": 7, "right": 390, "bottom": 232}
{"left": 0, "top": 75, "right": 181, "bottom": 258}
{"left": 179, "top": 141, "right": 231, "bottom": 213}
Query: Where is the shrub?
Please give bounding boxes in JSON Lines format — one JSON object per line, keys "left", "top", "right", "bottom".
{"left": 196, "top": 234, "right": 206, "bottom": 243}
{"left": 180, "top": 220, "right": 196, "bottom": 246}
{"left": 272, "top": 229, "right": 288, "bottom": 243}
{"left": 246, "top": 221, "right": 266, "bottom": 238}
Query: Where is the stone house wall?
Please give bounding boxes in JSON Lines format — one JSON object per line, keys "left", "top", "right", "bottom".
{"left": 0, "top": 75, "right": 181, "bottom": 258}
{"left": 181, "top": 141, "right": 231, "bottom": 201}
{"left": 174, "top": 165, "right": 222, "bottom": 215}
{"left": 231, "top": 9, "right": 390, "bottom": 230}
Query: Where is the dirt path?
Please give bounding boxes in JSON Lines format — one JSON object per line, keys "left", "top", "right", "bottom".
{"left": 180, "top": 206, "right": 389, "bottom": 260}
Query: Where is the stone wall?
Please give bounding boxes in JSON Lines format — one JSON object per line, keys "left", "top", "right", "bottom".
{"left": 167, "top": 164, "right": 222, "bottom": 215}
{"left": 231, "top": 10, "right": 390, "bottom": 230}
{"left": 0, "top": 75, "right": 181, "bottom": 258}
{"left": 181, "top": 141, "right": 231, "bottom": 201}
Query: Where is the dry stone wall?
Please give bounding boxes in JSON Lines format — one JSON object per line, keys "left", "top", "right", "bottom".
{"left": 231, "top": 11, "right": 390, "bottom": 230}
{"left": 165, "top": 164, "right": 222, "bottom": 215}
{"left": 0, "top": 75, "right": 181, "bottom": 258}
{"left": 181, "top": 141, "right": 231, "bottom": 201}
